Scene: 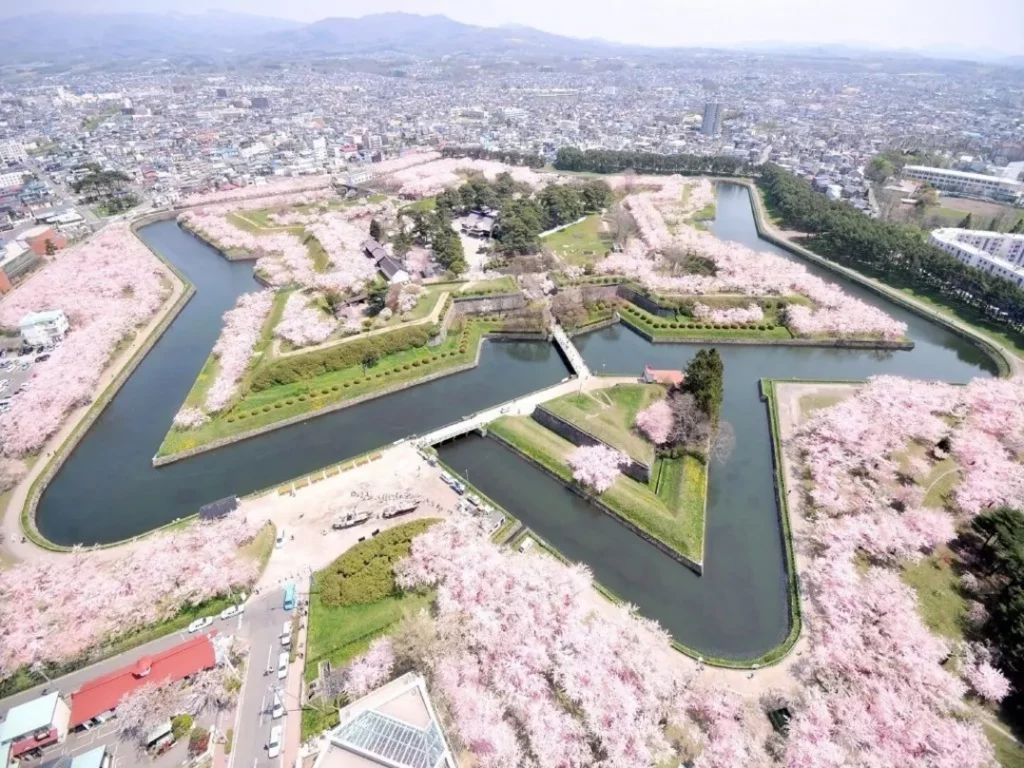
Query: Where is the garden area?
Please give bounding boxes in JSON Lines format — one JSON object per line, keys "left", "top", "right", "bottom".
{"left": 300, "top": 520, "right": 438, "bottom": 739}
{"left": 159, "top": 315, "right": 499, "bottom": 457}
{"left": 541, "top": 214, "right": 610, "bottom": 266}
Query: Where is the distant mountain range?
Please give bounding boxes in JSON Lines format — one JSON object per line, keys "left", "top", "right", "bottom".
{"left": 0, "top": 11, "right": 1018, "bottom": 67}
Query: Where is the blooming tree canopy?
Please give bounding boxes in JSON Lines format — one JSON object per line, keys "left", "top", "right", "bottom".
{"left": 566, "top": 444, "right": 629, "bottom": 493}
{"left": 635, "top": 399, "right": 673, "bottom": 445}
{"left": 205, "top": 291, "right": 274, "bottom": 413}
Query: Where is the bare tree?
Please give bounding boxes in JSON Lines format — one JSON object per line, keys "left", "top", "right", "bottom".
{"left": 390, "top": 610, "right": 438, "bottom": 675}
{"left": 667, "top": 392, "right": 711, "bottom": 448}
{"left": 608, "top": 203, "right": 637, "bottom": 247}
{"left": 550, "top": 288, "right": 587, "bottom": 330}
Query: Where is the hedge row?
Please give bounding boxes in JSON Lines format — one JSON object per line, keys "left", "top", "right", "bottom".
{"left": 317, "top": 519, "right": 439, "bottom": 607}
{"left": 620, "top": 305, "right": 776, "bottom": 331}
{"left": 252, "top": 324, "right": 438, "bottom": 390}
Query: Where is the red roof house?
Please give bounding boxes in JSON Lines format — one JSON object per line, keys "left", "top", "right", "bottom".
{"left": 642, "top": 366, "right": 684, "bottom": 386}
{"left": 69, "top": 634, "right": 217, "bottom": 727}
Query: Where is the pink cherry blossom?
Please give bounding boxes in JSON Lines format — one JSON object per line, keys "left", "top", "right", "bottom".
{"left": 566, "top": 444, "right": 629, "bottom": 493}
{"left": 206, "top": 291, "right": 274, "bottom": 413}
{"left": 693, "top": 302, "right": 765, "bottom": 325}
{"left": 635, "top": 399, "right": 673, "bottom": 445}
{"left": 0, "top": 516, "right": 260, "bottom": 676}
{"left": 182, "top": 177, "right": 333, "bottom": 207}
{"left": 274, "top": 291, "right": 337, "bottom": 347}
{"left": 963, "top": 659, "right": 1011, "bottom": 703}
{"left": 173, "top": 407, "right": 210, "bottom": 430}
{"left": 0, "top": 223, "right": 167, "bottom": 456}
{"left": 344, "top": 637, "right": 395, "bottom": 698}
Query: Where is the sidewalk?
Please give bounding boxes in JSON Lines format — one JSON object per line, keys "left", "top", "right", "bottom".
{"left": 282, "top": 575, "right": 312, "bottom": 768}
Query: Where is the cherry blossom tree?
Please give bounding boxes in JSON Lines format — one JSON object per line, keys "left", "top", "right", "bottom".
{"left": 205, "top": 291, "right": 274, "bottom": 413}
{"left": 0, "top": 516, "right": 260, "bottom": 676}
{"left": 566, "top": 444, "right": 629, "bottom": 493}
{"left": 343, "top": 637, "right": 395, "bottom": 698}
{"left": 173, "top": 407, "right": 209, "bottom": 430}
{"left": 274, "top": 291, "right": 337, "bottom": 348}
{"left": 635, "top": 399, "right": 673, "bottom": 445}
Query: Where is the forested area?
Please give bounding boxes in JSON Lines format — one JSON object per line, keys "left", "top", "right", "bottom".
{"left": 554, "top": 147, "right": 751, "bottom": 176}
{"left": 440, "top": 145, "right": 546, "bottom": 168}
{"left": 758, "top": 165, "right": 1024, "bottom": 333}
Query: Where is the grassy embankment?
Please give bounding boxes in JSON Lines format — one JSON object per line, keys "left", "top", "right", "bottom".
{"left": 158, "top": 318, "right": 498, "bottom": 457}
{"left": 488, "top": 391, "right": 706, "bottom": 564}
{"left": 618, "top": 298, "right": 795, "bottom": 342}
{"left": 300, "top": 520, "right": 438, "bottom": 739}
{"left": 541, "top": 214, "right": 610, "bottom": 267}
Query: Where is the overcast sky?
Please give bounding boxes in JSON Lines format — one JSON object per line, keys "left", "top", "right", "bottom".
{"left": 5, "top": 0, "right": 1023, "bottom": 56}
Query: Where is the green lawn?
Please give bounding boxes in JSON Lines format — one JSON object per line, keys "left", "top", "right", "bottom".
{"left": 798, "top": 393, "right": 846, "bottom": 419}
{"left": 158, "top": 321, "right": 494, "bottom": 457}
{"left": 489, "top": 415, "right": 705, "bottom": 563}
{"left": 456, "top": 276, "right": 519, "bottom": 295}
{"left": 543, "top": 384, "right": 665, "bottom": 464}
{"left": 900, "top": 546, "right": 968, "bottom": 642}
{"left": 541, "top": 214, "right": 610, "bottom": 266}
{"left": 985, "top": 723, "right": 1024, "bottom": 767}
{"left": 401, "top": 196, "right": 437, "bottom": 213}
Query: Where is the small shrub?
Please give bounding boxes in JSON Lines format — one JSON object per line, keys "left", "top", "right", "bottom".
{"left": 403, "top": 364, "right": 411, "bottom": 370}
{"left": 354, "top": 378, "right": 362, "bottom": 385}
{"left": 431, "top": 356, "right": 438, "bottom": 362}
{"left": 171, "top": 714, "right": 194, "bottom": 741}
{"left": 263, "top": 405, "right": 271, "bottom": 412}
{"left": 384, "top": 370, "right": 391, "bottom": 376}
{"left": 298, "top": 395, "right": 307, "bottom": 402}
{"left": 226, "top": 416, "right": 235, "bottom": 423}
{"left": 331, "top": 385, "right": 339, "bottom": 391}
{"left": 286, "top": 399, "right": 294, "bottom": 405}
{"left": 767, "top": 323, "right": 776, "bottom": 330}
{"left": 394, "top": 367, "right": 402, "bottom": 373}
{"left": 412, "top": 360, "right": 420, "bottom": 367}
{"left": 321, "top": 388, "right": 330, "bottom": 395}
{"left": 343, "top": 382, "right": 350, "bottom": 388}
{"left": 274, "top": 402, "right": 283, "bottom": 408}
{"left": 670, "top": 323, "right": 679, "bottom": 329}
{"left": 237, "top": 413, "right": 247, "bottom": 420}
{"left": 758, "top": 324, "right": 767, "bottom": 331}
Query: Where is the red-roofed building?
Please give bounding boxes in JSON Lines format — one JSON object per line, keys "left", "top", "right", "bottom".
{"left": 69, "top": 634, "right": 217, "bottom": 728}
{"left": 642, "top": 366, "right": 684, "bottom": 386}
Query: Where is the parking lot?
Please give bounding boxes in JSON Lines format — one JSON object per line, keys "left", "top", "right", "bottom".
{"left": 0, "top": 348, "right": 52, "bottom": 411}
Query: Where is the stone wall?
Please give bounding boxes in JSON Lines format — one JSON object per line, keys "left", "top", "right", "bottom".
{"left": 489, "top": 432, "right": 702, "bottom": 575}
{"left": 452, "top": 293, "right": 526, "bottom": 315}
{"left": 531, "top": 405, "right": 651, "bottom": 483}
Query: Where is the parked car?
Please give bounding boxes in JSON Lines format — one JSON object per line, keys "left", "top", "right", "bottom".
{"left": 277, "top": 651, "right": 288, "bottom": 679}
{"left": 271, "top": 692, "right": 284, "bottom": 719}
{"left": 267, "top": 726, "right": 283, "bottom": 758}
{"left": 187, "top": 616, "right": 214, "bottom": 633}
{"left": 280, "top": 621, "right": 292, "bottom": 648}
{"left": 219, "top": 605, "right": 239, "bottom": 620}
{"left": 275, "top": 529, "right": 285, "bottom": 549}
{"left": 35, "top": 354, "right": 50, "bottom": 363}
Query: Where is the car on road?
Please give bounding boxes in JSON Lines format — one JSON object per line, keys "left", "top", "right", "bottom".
{"left": 275, "top": 529, "right": 285, "bottom": 549}
{"left": 267, "top": 725, "right": 283, "bottom": 759}
{"left": 272, "top": 692, "right": 284, "bottom": 719}
{"left": 187, "top": 616, "right": 214, "bottom": 633}
{"left": 277, "top": 651, "right": 288, "bottom": 679}
{"left": 280, "top": 621, "right": 292, "bottom": 648}
{"left": 219, "top": 605, "right": 240, "bottom": 620}
{"left": 452, "top": 481, "right": 466, "bottom": 495}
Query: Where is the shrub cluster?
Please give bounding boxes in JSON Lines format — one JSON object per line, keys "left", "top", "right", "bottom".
{"left": 252, "top": 325, "right": 436, "bottom": 390}
{"left": 317, "top": 519, "right": 439, "bottom": 607}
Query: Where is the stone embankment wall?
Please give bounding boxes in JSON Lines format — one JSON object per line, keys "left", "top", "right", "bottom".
{"left": 531, "top": 405, "right": 651, "bottom": 483}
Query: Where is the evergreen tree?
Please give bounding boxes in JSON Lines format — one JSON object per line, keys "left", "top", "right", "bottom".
{"left": 369, "top": 218, "right": 382, "bottom": 241}
{"left": 958, "top": 213, "right": 973, "bottom": 230}
{"left": 680, "top": 349, "right": 724, "bottom": 422}
{"left": 1010, "top": 218, "right": 1024, "bottom": 234}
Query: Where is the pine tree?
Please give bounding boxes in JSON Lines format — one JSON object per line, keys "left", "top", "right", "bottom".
{"left": 958, "top": 213, "right": 973, "bottom": 230}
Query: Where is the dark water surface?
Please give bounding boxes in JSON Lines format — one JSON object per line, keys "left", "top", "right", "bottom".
{"left": 38, "top": 186, "right": 997, "bottom": 659}
{"left": 439, "top": 183, "right": 996, "bottom": 659}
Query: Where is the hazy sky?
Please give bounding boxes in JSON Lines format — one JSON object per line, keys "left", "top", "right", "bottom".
{"left": 5, "top": 0, "right": 1024, "bottom": 56}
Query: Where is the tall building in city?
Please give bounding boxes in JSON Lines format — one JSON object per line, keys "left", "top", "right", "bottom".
{"left": 701, "top": 101, "right": 723, "bottom": 136}
{"left": 930, "top": 227, "right": 1024, "bottom": 288}
{"left": 0, "top": 141, "right": 26, "bottom": 164}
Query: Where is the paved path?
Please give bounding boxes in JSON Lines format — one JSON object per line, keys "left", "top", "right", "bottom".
{"left": 0, "top": 247, "right": 187, "bottom": 565}
{"left": 743, "top": 179, "right": 1024, "bottom": 379}
{"left": 270, "top": 291, "right": 451, "bottom": 360}
{"left": 416, "top": 374, "right": 635, "bottom": 447}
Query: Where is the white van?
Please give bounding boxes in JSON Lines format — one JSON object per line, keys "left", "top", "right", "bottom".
{"left": 267, "top": 725, "right": 283, "bottom": 758}
{"left": 280, "top": 621, "right": 292, "bottom": 648}
{"left": 277, "top": 651, "right": 289, "bottom": 679}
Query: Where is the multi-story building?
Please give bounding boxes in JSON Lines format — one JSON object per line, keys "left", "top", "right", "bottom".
{"left": 701, "top": 102, "right": 723, "bottom": 136}
{"left": 0, "top": 140, "right": 27, "bottom": 163}
{"left": 19, "top": 309, "right": 69, "bottom": 346}
{"left": 902, "top": 165, "right": 1024, "bottom": 203}
{"left": 929, "top": 227, "right": 1024, "bottom": 288}
{"left": 0, "top": 171, "right": 25, "bottom": 190}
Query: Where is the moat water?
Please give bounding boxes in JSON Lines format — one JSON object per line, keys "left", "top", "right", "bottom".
{"left": 37, "top": 184, "right": 996, "bottom": 660}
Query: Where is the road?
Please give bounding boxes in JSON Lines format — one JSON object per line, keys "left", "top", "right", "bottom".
{"left": 229, "top": 587, "right": 292, "bottom": 768}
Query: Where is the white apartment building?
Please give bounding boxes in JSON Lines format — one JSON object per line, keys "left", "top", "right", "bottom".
{"left": 903, "top": 165, "right": 1024, "bottom": 203}
{"left": 0, "top": 171, "right": 25, "bottom": 190}
{"left": 929, "top": 227, "right": 1024, "bottom": 288}
{"left": 19, "top": 309, "right": 69, "bottom": 346}
{"left": 0, "top": 140, "right": 27, "bottom": 163}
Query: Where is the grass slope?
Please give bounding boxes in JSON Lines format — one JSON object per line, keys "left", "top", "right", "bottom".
{"left": 542, "top": 214, "right": 609, "bottom": 266}
{"left": 543, "top": 384, "right": 664, "bottom": 464}
{"left": 489, "top": 415, "right": 705, "bottom": 562}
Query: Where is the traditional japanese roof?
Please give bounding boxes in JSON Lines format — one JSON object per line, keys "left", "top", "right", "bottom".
{"left": 69, "top": 634, "right": 216, "bottom": 727}
{"left": 0, "top": 692, "right": 62, "bottom": 743}
{"left": 643, "top": 365, "right": 684, "bottom": 385}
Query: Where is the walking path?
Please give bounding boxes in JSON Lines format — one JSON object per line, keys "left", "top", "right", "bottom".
{"left": 742, "top": 179, "right": 1024, "bottom": 378}
{"left": 269, "top": 291, "right": 451, "bottom": 360}
{"left": 416, "top": 374, "right": 633, "bottom": 447}
{"left": 0, "top": 249, "right": 188, "bottom": 565}
{"left": 551, "top": 321, "right": 592, "bottom": 379}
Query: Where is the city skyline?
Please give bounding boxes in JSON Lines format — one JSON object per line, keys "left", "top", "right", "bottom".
{"left": 2, "top": 0, "right": 1022, "bottom": 58}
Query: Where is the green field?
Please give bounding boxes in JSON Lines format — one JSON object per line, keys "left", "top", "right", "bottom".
{"left": 489, "top": 414, "right": 706, "bottom": 563}
{"left": 541, "top": 214, "right": 610, "bottom": 266}
{"left": 455, "top": 275, "right": 519, "bottom": 295}
{"left": 158, "top": 320, "right": 494, "bottom": 457}
{"left": 543, "top": 384, "right": 664, "bottom": 464}
{"left": 900, "top": 546, "right": 969, "bottom": 642}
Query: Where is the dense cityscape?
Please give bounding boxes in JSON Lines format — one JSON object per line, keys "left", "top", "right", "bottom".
{"left": 0, "top": 7, "right": 1023, "bottom": 768}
